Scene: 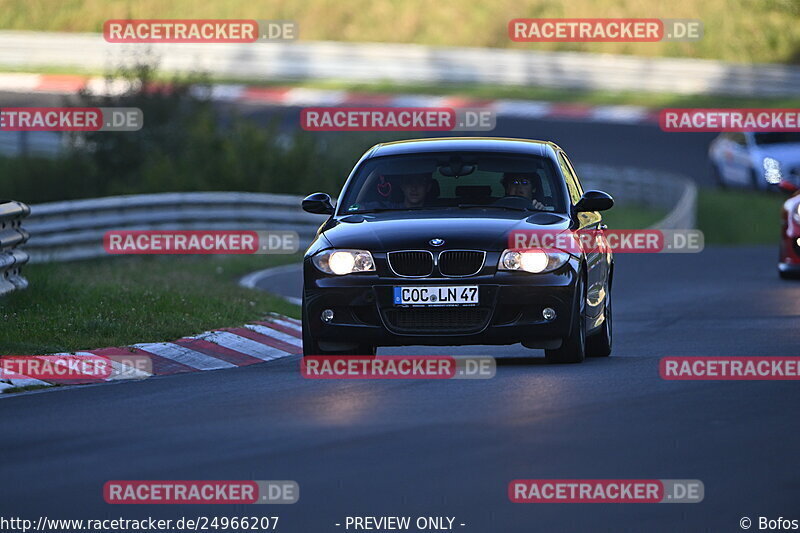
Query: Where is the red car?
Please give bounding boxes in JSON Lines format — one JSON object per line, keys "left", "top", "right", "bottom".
{"left": 779, "top": 181, "right": 800, "bottom": 279}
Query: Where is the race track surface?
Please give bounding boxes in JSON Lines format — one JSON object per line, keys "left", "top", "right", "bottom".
{"left": 2, "top": 247, "right": 799, "bottom": 532}
{"left": 2, "top": 90, "right": 795, "bottom": 531}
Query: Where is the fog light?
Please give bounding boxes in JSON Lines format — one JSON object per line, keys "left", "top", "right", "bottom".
{"left": 321, "top": 309, "right": 334, "bottom": 323}
{"left": 542, "top": 307, "right": 556, "bottom": 321}
{"left": 796, "top": 238, "right": 800, "bottom": 247}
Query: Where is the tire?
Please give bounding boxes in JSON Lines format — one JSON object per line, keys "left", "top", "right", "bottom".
{"left": 545, "top": 277, "right": 586, "bottom": 364}
{"left": 586, "top": 288, "right": 612, "bottom": 357}
{"left": 302, "top": 299, "right": 375, "bottom": 356}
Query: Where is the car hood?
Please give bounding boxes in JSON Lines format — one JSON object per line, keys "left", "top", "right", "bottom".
{"left": 322, "top": 210, "right": 572, "bottom": 251}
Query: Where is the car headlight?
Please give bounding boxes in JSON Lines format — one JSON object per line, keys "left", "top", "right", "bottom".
{"left": 312, "top": 249, "right": 375, "bottom": 275}
{"left": 763, "top": 157, "right": 782, "bottom": 184}
{"left": 794, "top": 203, "right": 800, "bottom": 224}
{"left": 498, "top": 249, "right": 569, "bottom": 274}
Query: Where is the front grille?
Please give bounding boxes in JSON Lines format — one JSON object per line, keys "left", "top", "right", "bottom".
{"left": 383, "top": 307, "right": 491, "bottom": 334}
{"left": 387, "top": 251, "right": 433, "bottom": 277}
{"left": 438, "top": 250, "right": 485, "bottom": 276}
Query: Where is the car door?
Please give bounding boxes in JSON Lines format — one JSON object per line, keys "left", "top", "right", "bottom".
{"left": 558, "top": 152, "right": 608, "bottom": 320}
{"left": 721, "top": 132, "right": 754, "bottom": 186}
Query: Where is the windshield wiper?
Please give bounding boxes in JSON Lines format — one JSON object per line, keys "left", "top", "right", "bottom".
{"left": 345, "top": 206, "right": 434, "bottom": 214}
{"left": 345, "top": 208, "right": 396, "bottom": 214}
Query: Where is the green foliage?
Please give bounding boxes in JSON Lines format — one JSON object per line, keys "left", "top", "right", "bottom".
{"left": 0, "top": 254, "right": 301, "bottom": 354}
{"left": 697, "top": 188, "right": 785, "bottom": 244}
{"left": 1, "top": 0, "right": 798, "bottom": 64}
{"left": 0, "top": 61, "right": 405, "bottom": 203}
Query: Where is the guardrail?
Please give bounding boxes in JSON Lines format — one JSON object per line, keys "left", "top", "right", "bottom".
{"left": 0, "top": 131, "right": 64, "bottom": 157}
{"left": 22, "top": 165, "right": 696, "bottom": 263}
{"left": 0, "top": 30, "right": 797, "bottom": 97}
{"left": 577, "top": 164, "right": 697, "bottom": 229}
{"left": 23, "top": 192, "right": 322, "bottom": 262}
{"left": 0, "top": 200, "right": 31, "bottom": 295}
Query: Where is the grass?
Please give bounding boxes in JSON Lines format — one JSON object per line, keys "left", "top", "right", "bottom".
{"left": 0, "top": 253, "right": 301, "bottom": 355}
{"left": 0, "top": 0, "right": 798, "bottom": 64}
{"left": 697, "top": 187, "right": 785, "bottom": 245}
{"left": 603, "top": 205, "right": 667, "bottom": 229}
{"left": 2, "top": 384, "right": 56, "bottom": 394}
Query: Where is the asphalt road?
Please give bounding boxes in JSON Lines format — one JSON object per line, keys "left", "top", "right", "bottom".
{"left": 2, "top": 247, "right": 799, "bottom": 532}
{"left": 2, "top": 90, "right": 794, "bottom": 531}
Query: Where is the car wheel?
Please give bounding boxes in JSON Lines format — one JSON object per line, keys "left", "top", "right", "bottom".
{"left": 545, "top": 277, "right": 586, "bottom": 364}
{"left": 586, "top": 288, "right": 612, "bottom": 357}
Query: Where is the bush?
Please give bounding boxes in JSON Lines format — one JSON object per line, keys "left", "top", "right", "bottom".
{"left": 1, "top": 62, "right": 417, "bottom": 203}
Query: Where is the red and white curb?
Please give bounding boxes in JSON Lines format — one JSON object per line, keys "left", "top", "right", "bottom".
{"left": 0, "top": 314, "right": 301, "bottom": 394}
{"left": 0, "top": 73, "right": 659, "bottom": 125}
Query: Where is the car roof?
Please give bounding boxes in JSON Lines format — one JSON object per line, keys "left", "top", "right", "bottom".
{"left": 367, "top": 137, "right": 561, "bottom": 158}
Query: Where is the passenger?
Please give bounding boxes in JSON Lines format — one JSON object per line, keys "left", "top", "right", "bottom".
{"left": 501, "top": 172, "right": 549, "bottom": 210}
{"left": 400, "top": 172, "right": 434, "bottom": 208}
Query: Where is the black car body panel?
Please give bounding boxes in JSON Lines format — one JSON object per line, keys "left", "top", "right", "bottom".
{"left": 302, "top": 138, "right": 613, "bottom": 352}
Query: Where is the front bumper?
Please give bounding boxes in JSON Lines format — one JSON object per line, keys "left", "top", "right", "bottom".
{"left": 303, "top": 258, "right": 580, "bottom": 349}
{"left": 778, "top": 261, "right": 800, "bottom": 275}
{"left": 779, "top": 229, "right": 800, "bottom": 268}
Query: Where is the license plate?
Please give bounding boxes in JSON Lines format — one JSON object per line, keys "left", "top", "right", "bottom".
{"left": 393, "top": 286, "right": 479, "bottom": 307}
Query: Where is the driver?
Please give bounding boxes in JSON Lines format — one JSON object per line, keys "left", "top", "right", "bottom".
{"left": 400, "top": 172, "right": 434, "bottom": 208}
{"left": 501, "top": 172, "right": 549, "bottom": 210}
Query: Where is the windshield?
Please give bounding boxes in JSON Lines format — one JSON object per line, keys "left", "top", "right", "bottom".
{"left": 753, "top": 132, "right": 800, "bottom": 145}
{"left": 338, "top": 151, "right": 567, "bottom": 215}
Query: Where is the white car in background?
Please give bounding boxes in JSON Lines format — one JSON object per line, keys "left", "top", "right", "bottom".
{"left": 709, "top": 132, "right": 800, "bottom": 190}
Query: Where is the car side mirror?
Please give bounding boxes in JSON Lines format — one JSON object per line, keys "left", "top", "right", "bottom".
{"left": 575, "top": 190, "right": 614, "bottom": 212}
{"left": 302, "top": 192, "right": 335, "bottom": 215}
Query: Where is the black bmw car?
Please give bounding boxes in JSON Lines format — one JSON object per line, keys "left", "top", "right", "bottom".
{"left": 300, "top": 137, "right": 614, "bottom": 363}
